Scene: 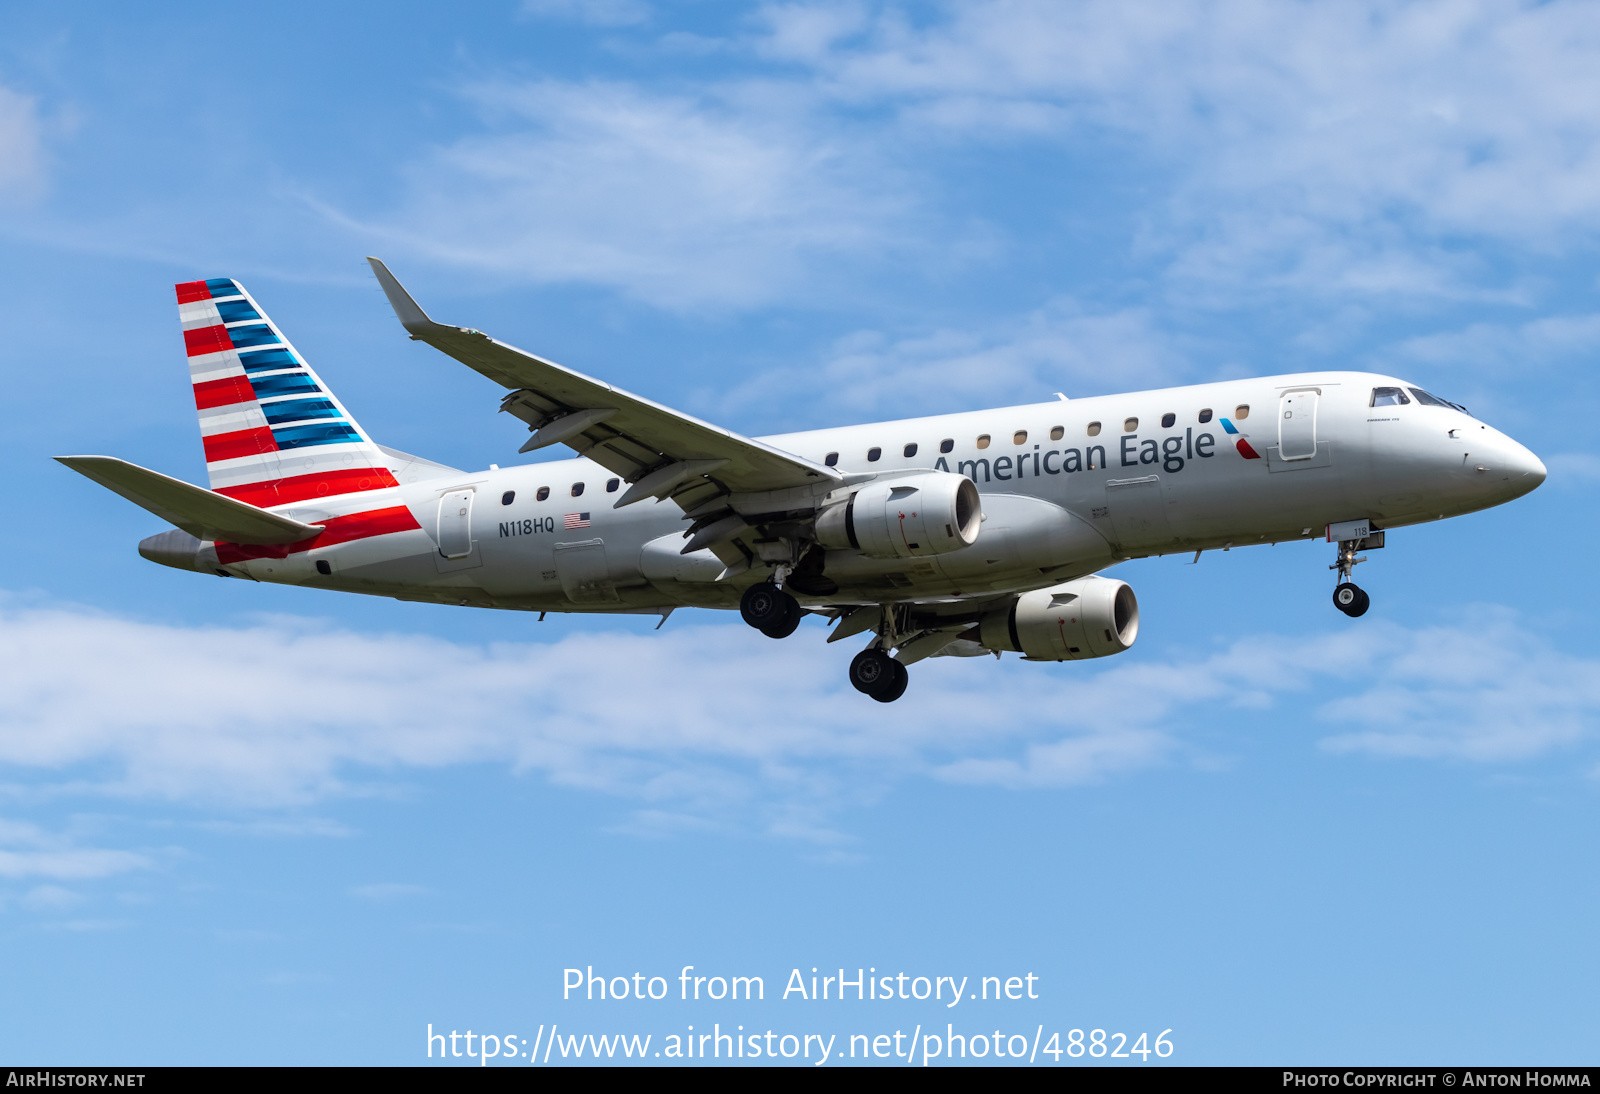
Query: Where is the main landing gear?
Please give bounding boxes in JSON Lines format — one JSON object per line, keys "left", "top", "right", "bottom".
{"left": 740, "top": 581, "right": 802, "bottom": 639}
{"left": 740, "top": 581, "right": 913, "bottom": 703}
{"left": 1330, "top": 537, "right": 1371, "bottom": 618}
{"left": 849, "top": 647, "right": 909, "bottom": 704}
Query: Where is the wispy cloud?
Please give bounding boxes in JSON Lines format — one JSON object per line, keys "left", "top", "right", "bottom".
{"left": 521, "top": 0, "right": 652, "bottom": 27}
{"left": 0, "top": 599, "right": 1594, "bottom": 840}
{"left": 350, "top": 78, "right": 923, "bottom": 311}
{"left": 752, "top": 0, "right": 1600, "bottom": 298}
{"left": 0, "top": 818, "right": 149, "bottom": 880}
{"left": 350, "top": 883, "right": 429, "bottom": 900}
{"left": 0, "top": 83, "right": 45, "bottom": 202}
{"left": 726, "top": 298, "right": 1192, "bottom": 423}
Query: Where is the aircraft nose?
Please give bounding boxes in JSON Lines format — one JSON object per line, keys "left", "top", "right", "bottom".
{"left": 1493, "top": 433, "right": 1546, "bottom": 499}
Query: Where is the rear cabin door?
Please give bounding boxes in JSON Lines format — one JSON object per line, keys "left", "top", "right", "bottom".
{"left": 1279, "top": 390, "right": 1319, "bottom": 460}
{"left": 437, "top": 489, "right": 475, "bottom": 559}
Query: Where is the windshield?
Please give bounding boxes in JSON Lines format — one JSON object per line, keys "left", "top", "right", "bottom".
{"left": 1407, "top": 387, "right": 1470, "bottom": 415}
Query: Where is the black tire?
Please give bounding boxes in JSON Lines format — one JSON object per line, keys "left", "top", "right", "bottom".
{"left": 1333, "top": 582, "right": 1370, "bottom": 617}
{"left": 870, "top": 659, "right": 910, "bottom": 703}
{"left": 849, "top": 648, "right": 896, "bottom": 695}
{"left": 760, "top": 595, "right": 803, "bottom": 639}
{"left": 740, "top": 583, "right": 791, "bottom": 630}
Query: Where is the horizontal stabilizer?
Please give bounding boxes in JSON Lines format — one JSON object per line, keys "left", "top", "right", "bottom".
{"left": 56, "top": 456, "right": 324, "bottom": 545}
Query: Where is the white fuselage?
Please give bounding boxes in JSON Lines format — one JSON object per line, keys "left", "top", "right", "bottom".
{"left": 206, "top": 371, "right": 1545, "bottom": 615}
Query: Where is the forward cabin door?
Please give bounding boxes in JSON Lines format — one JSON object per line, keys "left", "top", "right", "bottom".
{"left": 1279, "top": 390, "right": 1319, "bottom": 460}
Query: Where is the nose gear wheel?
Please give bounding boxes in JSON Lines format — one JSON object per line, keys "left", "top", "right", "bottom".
{"left": 1333, "top": 582, "right": 1370, "bottom": 617}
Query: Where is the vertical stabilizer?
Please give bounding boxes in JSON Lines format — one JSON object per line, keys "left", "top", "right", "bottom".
{"left": 176, "top": 278, "right": 400, "bottom": 508}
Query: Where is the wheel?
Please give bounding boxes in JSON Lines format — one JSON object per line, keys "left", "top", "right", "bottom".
{"left": 1333, "top": 582, "right": 1370, "bottom": 617}
{"left": 849, "top": 648, "right": 896, "bottom": 695}
{"left": 760, "top": 595, "right": 803, "bottom": 639}
{"left": 740, "top": 582, "right": 794, "bottom": 630}
{"left": 870, "top": 659, "right": 910, "bottom": 703}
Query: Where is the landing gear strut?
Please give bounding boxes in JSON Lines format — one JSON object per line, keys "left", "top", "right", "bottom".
{"left": 1330, "top": 538, "right": 1371, "bottom": 618}
{"left": 740, "top": 582, "right": 802, "bottom": 639}
{"left": 849, "top": 648, "right": 909, "bottom": 703}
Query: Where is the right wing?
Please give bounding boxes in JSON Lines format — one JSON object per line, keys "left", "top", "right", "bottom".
{"left": 366, "top": 258, "right": 843, "bottom": 518}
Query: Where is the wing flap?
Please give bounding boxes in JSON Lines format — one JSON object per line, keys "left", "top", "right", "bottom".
{"left": 57, "top": 456, "right": 323, "bottom": 545}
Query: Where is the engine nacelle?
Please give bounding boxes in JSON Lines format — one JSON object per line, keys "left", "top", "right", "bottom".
{"left": 977, "top": 576, "right": 1139, "bottom": 661}
{"left": 815, "top": 471, "right": 982, "bottom": 560}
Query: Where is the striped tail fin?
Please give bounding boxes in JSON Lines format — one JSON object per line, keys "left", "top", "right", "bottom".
{"left": 176, "top": 277, "right": 402, "bottom": 509}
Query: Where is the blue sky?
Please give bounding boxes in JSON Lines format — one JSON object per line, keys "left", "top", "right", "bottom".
{"left": 2, "top": 0, "right": 1599, "bottom": 1066}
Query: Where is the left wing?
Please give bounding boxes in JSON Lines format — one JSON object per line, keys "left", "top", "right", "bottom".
{"left": 367, "top": 258, "right": 842, "bottom": 518}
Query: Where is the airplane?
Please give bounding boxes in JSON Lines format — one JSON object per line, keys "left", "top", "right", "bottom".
{"left": 58, "top": 260, "right": 1547, "bottom": 702}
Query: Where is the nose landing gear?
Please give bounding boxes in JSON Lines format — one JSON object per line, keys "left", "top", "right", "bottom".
{"left": 1329, "top": 536, "right": 1372, "bottom": 618}
{"left": 1333, "top": 581, "right": 1370, "bottom": 617}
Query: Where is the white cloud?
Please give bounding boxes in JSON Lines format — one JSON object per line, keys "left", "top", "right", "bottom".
{"left": 752, "top": 0, "right": 1600, "bottom": 297}
{"left": 350, "top": 883, "right": 429, "bottom": 900}
{"left": 724, "top": 299, "right": 1191, "bottom": 422}
{"left": 0, "top": 599, "right": 1595, "bottom": 840}
{"left": 354, "top": 79, "right": 922, "bottom": 310}
{"left": 0, "top": 84, "right": 44, "bottom": 201}
{"left": 0, "top": 818, "right": 148, "bottom": 881}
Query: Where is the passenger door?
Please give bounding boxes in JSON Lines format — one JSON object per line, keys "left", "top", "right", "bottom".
{"left": 436, "top": 489, "right": 475, "bottom": 559}
{"left": 1279, "top": 390, "right": 1318, "bottom": 460}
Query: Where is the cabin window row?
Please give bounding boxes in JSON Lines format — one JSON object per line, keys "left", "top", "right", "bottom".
{"left": 501, "top": 478, "right": 620, "bottom": 506}
{"left": 820, "top": 405, "right": 1250, "bottom": 465}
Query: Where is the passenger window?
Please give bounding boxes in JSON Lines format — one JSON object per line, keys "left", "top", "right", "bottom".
{"left": 1013, "top": 430, "right": 1027, "bottom": 445}
{"left": 867, "top": 447, "right": 882, "bottom": 462}
{"left": 1161, "top": 412, "right": 1175, "bottom": 428}
{"left": 536, "top": 486, "right": 550, "bottom": 502}
{"left": 1371, "top": 386, "right": 1410, "bottom": 407}
{"left": 976, "top": 434, "right": 991, "bottom": 450}
{"left": 605, "top": 478, "right": 619, "bottom": 492}
{"left": 939, "top": 439, "right": 954, "bottom": 453}
{"left": 571, "top": 482, "right": 585, "bottom": 497}
{"left": 1235, "top": 404, "right": 1250, "bottom": 419}
{"left": 1049, "top": 426, "right": 1064, "bottom": 441}
{"left": 501, "top": 490, "right": 515, "bottom": 506}
{"left": 1123, "top": 417, "right": 1138, "bottom": 432}
{"left": 903, "top": 442, "right": 918, "bottom": 458}
{"left": 824, "top": 452, "right": 839, "bottom": 467}
{"left": 1086, "top": 422, "right": 1102, "bottom": 437}
{"left": 1198, "top": 408, "right": 1213, "bottom": 423}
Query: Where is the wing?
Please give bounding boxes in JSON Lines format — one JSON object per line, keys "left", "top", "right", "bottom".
{"left": 366, "top": 259, "right": 842, "bottom": 521}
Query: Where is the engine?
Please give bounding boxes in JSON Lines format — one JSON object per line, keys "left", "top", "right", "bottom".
{"left": 976, "top": 576, "right": 1139, "bottom": 661}
{"left": 814, "top": 471, "right": 982, "bottom": 560}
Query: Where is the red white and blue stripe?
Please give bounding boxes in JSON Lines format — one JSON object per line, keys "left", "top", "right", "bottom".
{"left": 176, "top": 277, "right": 420, "bottom": 555}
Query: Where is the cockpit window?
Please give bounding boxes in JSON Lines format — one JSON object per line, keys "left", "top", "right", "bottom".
{"left": 1408, "top": 387, "right": 1469, "bottom": 414}
{"left": 1371, "top": 386, "right": 1410, "bottom": 407}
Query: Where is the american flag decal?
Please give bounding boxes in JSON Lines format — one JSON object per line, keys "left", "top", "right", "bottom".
{"left": 564, "top": 512, "right": 591, "bottom": 529}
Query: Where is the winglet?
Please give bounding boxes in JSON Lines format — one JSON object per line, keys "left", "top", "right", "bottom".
{"left": 367, "top": 257, "right": 444, "bottom": 338}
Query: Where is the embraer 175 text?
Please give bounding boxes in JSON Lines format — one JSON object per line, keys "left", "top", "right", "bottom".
{"left": 61, "top": 261, "right": 1547, "bottom": 702}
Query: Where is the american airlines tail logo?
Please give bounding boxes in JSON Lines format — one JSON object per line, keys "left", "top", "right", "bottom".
{"left": 1218, "top": 418, "right": 1262, "bottom": 459}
